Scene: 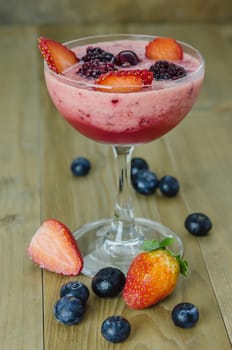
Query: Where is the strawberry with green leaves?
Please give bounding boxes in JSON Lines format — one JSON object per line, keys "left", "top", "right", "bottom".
{"left": 123, "top": 238, "right": 188, "bottom": 309}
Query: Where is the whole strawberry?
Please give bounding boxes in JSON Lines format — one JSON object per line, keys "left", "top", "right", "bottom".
{"left": 123, "top": 238, "right": 188, "bottom": 309}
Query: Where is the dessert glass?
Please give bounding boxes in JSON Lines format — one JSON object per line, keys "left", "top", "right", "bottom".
{"left": 44, "top": 34, "right": 205, "bottom": 276}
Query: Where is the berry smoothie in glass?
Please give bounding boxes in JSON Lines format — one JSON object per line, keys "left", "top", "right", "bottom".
{"left": 39, "top": 34, "right": 205, "bottom": 276}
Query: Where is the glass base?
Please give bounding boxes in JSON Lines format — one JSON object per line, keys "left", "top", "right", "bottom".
{"left": 73, "top": 218, "right": 184, "bottom": 276}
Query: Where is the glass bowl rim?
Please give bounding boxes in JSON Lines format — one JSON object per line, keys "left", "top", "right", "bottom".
{"left": 44, "top": 33, "right": 205, "bottom": 91}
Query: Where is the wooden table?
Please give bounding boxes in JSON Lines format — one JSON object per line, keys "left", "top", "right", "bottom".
{"left": 1, "top": 24, "right": 232, "bottom": 350}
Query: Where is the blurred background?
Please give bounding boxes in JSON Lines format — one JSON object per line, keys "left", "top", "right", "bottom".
{"left": 1, "top": 0, "right": 232, "bottom": 25}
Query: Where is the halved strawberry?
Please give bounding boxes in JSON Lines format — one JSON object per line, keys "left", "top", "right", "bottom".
{"left": 95, "top": 69, "right": 153, "bottom": 93}
{"left": 38, "top": 36, "right": 79, "bottom": 74}
{"left": 28, "top": 219, "right": 83, "bottom": 275}
{"left": 145, "top": 37, "right": 183, "bottom": 61}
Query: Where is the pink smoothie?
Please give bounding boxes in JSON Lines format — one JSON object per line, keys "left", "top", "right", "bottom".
{"left": 44, "top": 37, "right": 204, "bottom": 144}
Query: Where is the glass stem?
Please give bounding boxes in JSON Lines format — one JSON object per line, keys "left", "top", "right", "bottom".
{"left": 109, "top": 145, "right": 142, "bottom": 242}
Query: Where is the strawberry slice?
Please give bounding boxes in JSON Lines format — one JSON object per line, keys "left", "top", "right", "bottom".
{"left": 145, "top": 37, "right": 183, "bottom": 61}
{"left": 95, "top": 69, "right": 153, "bottom": 93}
{"left": 131, "top": 69, "right": 153, "bottom": 85}
{"left": 38, "top": 36, "right": 79, "bottom": 74}
{"left": 28, "top": 219, "right": 83, "bottom": 275}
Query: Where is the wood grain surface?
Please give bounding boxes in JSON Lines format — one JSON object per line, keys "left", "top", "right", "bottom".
{"left": 0, "top": 24, "right": 231, "bottom": 350}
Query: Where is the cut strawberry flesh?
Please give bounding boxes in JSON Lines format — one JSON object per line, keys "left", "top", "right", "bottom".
{"left": 28, "top": 219, "right": 83, "bottom": 275}
{"left": 95, "top": 69, "right": 153, "bottom": 93}
{"left": 145, "top": 37, "right": 183, "bottom": 61}
{"left": 38, "top": 36, "right": 79, "bottom": 74}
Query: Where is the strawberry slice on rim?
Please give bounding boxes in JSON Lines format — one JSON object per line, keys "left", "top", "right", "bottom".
{"left": 38, "top": 36, "right": 79, "bottom": 74}
{"left": 145, "top": 37, "right": 183, "bottom": 61}
{"left": 27, "top": 219, "right": 83, "bottom": 275}
{"left": 95, "top": 69, "right": 153, "bottom": 93}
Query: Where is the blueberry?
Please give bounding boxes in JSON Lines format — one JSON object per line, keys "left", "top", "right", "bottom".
{"left": 185, "top": 213, "right": 212, "bottom": 236}
{"left": 158, "top": 175, "right": 180, "bottom": 197}
{"left": 131, "top": 157, "right": 149, "bottom": 178}
{"left": 114, "top": 50, "right": 139, "bottom": 67}
{"left": 171, "top": 302, "right": 199, "bottom": 328}
{"left": 70, "top": 157, "right": 91, "bottom": 176}
{"left": 101, "top": 315, "right": 131, "bottom": 343}
{"left": 54, "top": 296, "right": 84, "bottom": 325}
{"left": 91, "top": 267, "right": 126, "bottom": 298}
{"left": 60, "top": 281, "right": 89, "bottom": 305}
{"left": 132, "top": 169, "right": 158, "bottom": 195}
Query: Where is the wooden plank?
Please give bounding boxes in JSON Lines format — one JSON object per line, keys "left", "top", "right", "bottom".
{"left": 0, "top": 26, "right": 43, "bottom": 350}
{"left": 125, "top": 27, "right": 232, "bottom": 344}
{"left": 39, "top": 24, "right": 232, "bottom": 349}
{"left": 165, "top": 25, "right": 232, "bottom": 344}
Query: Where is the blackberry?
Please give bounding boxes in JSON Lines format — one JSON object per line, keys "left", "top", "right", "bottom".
{"left": 149, "top": 60, "right": 187, "bottom": 80}
{"left": 78, "top": 61, "right": 116, "bottom": 79}
{"left": 81, "top": 46, "right": 114, "bottom": 63}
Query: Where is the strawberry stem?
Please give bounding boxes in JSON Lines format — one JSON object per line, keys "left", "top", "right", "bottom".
{"left": 143, "top": 238, "right": 189, "bottom": 276}
{"left": 143, "top": 237, "right": 174, "bottom": 251}
{"left": 175, "top": 255, "right": 189, "bottom": 277}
